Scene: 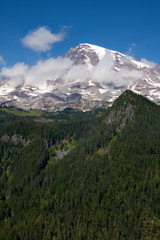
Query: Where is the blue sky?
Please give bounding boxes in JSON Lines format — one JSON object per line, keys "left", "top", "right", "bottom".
{"left": 0, "top": 0, "right": 160, "bottom": 67}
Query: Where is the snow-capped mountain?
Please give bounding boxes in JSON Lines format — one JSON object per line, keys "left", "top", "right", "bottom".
{"left": 0, "top": 43, "right": 160, "bottom": 111}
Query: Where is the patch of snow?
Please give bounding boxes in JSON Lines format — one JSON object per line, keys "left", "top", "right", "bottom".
{"left": 99, "top": 88, "right": 107, "bottom": 94}
{"left": 88, "top": 80, "right": 95, "bottom": 86}
{"left": 114, "top": 67, "right": 120, "bottom": 71}
{"left": 80, "top": 43, "right": 106, "bottom": 60}
{"left": 145, "top": 78, "right": 160, "bottom": 87}
{"left": 0, "top": 85, "right": 15, "bottom": 95}
{"left": 130, "top": 57, "right": 152, "bottom": 69}
{"left": 148, "top": 89, "right": 160, "bottom": 98}
{"left": 28, "top": 92, "right": 39, "bottom": 97}
{"left": 147, "top": 95, "right": 154, "bottom": 101}
{"left": 13, "top": 96, "right": 19, "bottom": 100}
{"left": 108, "top": 96, "right": 117, "bottom": 102}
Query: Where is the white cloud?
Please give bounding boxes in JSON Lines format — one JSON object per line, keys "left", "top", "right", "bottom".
{"left": 27, "top": 57, "right": 72, "bottom": 85}
{"left": 0, "top": 55, "right": 5, "bottom": 65}
{"left": 0, "top": 57, "right": 72, "bottom": 87}
{"left": 91, "top": 54, "right": 115, "bottom": 82}
{"left": 21, "top": 26, "right": 65, "bottom": 52}
{"left": 1, "top": 62, "right": 29, "bottom": 86}
{"left": 126, "top": 43, "right": 137, "bottom": 56}
{"left": 131, "top": 43, "right": 137, "bottom": 47}
{"left": 63, "top": 64, "right": 90, "bottom": 83}
{"left": 62, "top": 53, "right": 143, "bottom": 86}
{"left": 0, "top": 53, "right": 143, "bottom": 88}
{"left": 140, "top": 58, "right": 156, "bottom": 68}
{"left": 90, "top": 53, "right": 143, "bottom": 86}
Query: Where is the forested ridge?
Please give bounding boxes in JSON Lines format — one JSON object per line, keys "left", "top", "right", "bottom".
{"left": 0, "top": 90, "right": 160, "bottom": 239}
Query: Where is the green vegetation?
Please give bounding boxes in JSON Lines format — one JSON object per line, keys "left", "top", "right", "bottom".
{"left": 0, "top": 90, "right": 160, "bottom": 239}
{"left": 0, "top": 106, "right": 105, "bottom": 123}
{"left": 47, "top": 139, "right": 77, "bottom": 165}
{"left": 0, "top": 107, "right": 42, "bottom": 117}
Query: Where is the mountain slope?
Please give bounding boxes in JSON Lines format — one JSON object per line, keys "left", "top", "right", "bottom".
{"left": 0, "top": 43, "right": 160, "bottom": 111}
{"left": 1, "top": 90, "right": 160, "bottom": 239}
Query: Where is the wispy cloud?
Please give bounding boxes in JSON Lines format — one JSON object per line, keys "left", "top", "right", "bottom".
{"left": 140, "top": 58, "right": 156, "bottom": 68}
{"left": 126, "top": 43, "right": 137, "bottom": 56}
{"left": 0, "top": 55, "right": 5, "bottom": 65}
{"left": 21, "top": 26, "right": 65, "bottom": 52}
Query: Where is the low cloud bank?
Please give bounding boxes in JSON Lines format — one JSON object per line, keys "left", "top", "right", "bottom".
{"left": 0, "top": 53, "right": 144, "bottom": 88}
{"left": 0, "top": 57, "right": 72, "bottom": 87}
{"left": 91, "top": 54, "right": 143, "bottom": 86}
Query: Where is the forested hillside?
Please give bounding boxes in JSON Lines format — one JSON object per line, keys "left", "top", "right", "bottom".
{"left": 0, "top": 90, "right": 160, "bottom": 239}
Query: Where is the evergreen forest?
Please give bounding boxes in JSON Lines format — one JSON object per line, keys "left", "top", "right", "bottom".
{"left": 0, "top": 90, "right": 160, "bottom": 239}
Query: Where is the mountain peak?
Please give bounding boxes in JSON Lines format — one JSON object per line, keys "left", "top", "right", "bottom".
{"left": 66, "top": 43, "right": 154, "bottom": 70}
{"left": 77, "top": 43, "right": 107, "bottom": 60}
{"left": 105, "top": 89, "right": 157, "bottom": 131}
{"left": 0, "top": 43, "right": 160, "bottom": 111}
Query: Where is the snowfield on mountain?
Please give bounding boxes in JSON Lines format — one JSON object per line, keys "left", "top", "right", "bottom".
{"left": 0, "top": 43, "right": 160, "bottom": 110}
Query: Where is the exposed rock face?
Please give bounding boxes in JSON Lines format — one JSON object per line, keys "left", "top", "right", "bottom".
{"left": 34, "top": 118, "right": 54, "bottom": 123}
{"left": 64, "top": 44, "right": 99, "bottom": 66}
{"left": 105, "top": 103, "right": 134, "bottom": 130}
{"left": 66, "top": 93, "right": 81, "bottom": 103}
{"left": 1, "top": 134, "right": 27, "bottom": 145}
{"left": 1, "top": 135, "right": 9, "bottom": 142}
{"left": 0, "top": 43, "right": 160, "bottom": 111}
